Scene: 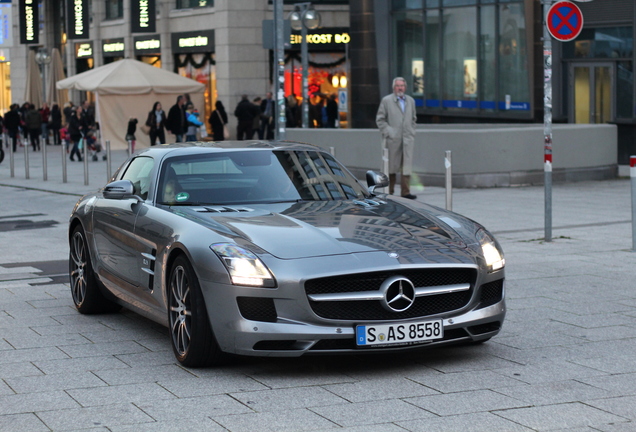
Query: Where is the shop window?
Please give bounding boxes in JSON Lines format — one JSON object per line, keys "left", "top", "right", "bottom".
{"left": 105, "top": 0, "right": 123, "bottom": 19}
{"left": 392, "top": 0, "right": 423, "bottom": 10}
{"left": 283, "top": 52, "right": 347, "bottom": 128}
{"left": 480, "top": 5, "right": 496, "bottom": 110}
{"left": 498, "top": 2, "right": 529, "bottom": 109}
{"left": 392, "top": 11, "right": 423, "bottom": 102}
{"left": 442, "top": 6, "right": 477, "bottom": 109}
{"left": 443, "top": 0, "right": 476, "bottom": 5}
{"left": 564, "top": 27, "right": 633, "bottom": 60}
{"left": 425, "top": 9, "right": 440, "bottom": 104}
{"left": 176, "top": 0, "right": 213, "bottom": 8}
{"left": 617, "top": 61, "right": 633, "bottom": 119}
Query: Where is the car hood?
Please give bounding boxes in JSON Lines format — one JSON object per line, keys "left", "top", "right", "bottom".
{"left": 171, "top": 199, "right": 474, "bottom": 260}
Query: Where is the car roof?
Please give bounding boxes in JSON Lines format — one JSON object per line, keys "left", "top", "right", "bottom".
{"left": 135, "top": 140, "right": 323, "bottom": 158}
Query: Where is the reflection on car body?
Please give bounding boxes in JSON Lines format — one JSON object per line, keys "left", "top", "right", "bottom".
{"left": 68, "top": 141, "right": 505, "bottom": 367}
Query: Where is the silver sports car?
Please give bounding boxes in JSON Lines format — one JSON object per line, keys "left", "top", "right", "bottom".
{"left": 69, "top": 141, "right": 505, "bottom": 367}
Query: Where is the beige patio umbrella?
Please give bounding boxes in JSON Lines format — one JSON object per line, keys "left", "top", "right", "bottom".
{"left": 24, "top": 49, "right": 43, "bottom": 108}
{"left": 47, "top": 48, "right": 69, "bottom": 106}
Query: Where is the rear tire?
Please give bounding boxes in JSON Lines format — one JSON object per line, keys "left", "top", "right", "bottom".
{"left": 168, "top": 255, "right": 223, "bottom": 367}
{"left": 69, "top": 225, "right": 120, "bottom": 314}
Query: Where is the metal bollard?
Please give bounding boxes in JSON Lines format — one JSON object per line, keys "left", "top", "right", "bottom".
{"left": 329, "top": 146, "right": 335, "bottom": 156}
{"left": 631, "top": 155, "right": 636, "bottom": 252}
{"left": 62, "top": 141, "right": 67, "bottom": 183}
{"left": 445, "top": 151, "right": 452, "bottom": 211}
{"left": 24, "top": 136, "right": 30, "bottom": 179}
{"left": 42, "top": 139, "right": 48, "bottom": 181}
{"left": 8, "top": 133, "right": 15, "bottom": 178}
{"left": 382, "top": 147, "right": 389, "bottom": 175}
{"left": 127, "top": 140, "right": 132, "bottom": 157}
{"left": 83, "top": 139, "right": 89, "bottom": 186}
{"left": 106, "top": 140, "right": 112, "bottom": 181}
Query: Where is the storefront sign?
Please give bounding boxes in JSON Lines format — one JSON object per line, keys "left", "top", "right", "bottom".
{"left": 131, "top": 0, "right": 156, "bottom": 33}
{"left": 103, "top": 38, "right": 125, "bottom": 57}
{"left": 0, "top": 0, "right": 13, "bottom": 48}
{"left": 289, "top": 27, "right": 350, "bottom": 51}
{"left": 19, "top": 0, "right": 38, "bottom": 44}
{"left": 171, "top": 30, "right": 215, "bottom": 54}
{"left": 67, "top": 0, "right": 89, "bottom": 40}
{"left": 75, "top": 42, "right": 93, "bottom": 58}
{"left": 134, "top": 34, "right": 161, "bottom": 55}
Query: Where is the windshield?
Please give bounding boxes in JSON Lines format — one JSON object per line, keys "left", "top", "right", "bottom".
{"left": 157, "top": 150, "right": 368, "bottom": 205}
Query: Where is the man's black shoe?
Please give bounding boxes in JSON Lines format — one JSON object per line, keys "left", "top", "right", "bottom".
{"left": 402, "top": 194, "right": 417, "bottom": 200}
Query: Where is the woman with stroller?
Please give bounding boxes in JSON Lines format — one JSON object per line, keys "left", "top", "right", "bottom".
{"left": 145, "top": 101, "right": 167, "bottom": 146}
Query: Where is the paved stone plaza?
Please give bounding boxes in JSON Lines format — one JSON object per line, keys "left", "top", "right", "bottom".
{"left": 1, "top": 148, "right": 636, "bottom": 431}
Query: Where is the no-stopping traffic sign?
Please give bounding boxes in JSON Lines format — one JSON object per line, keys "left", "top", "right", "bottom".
{"left": 546, "top": 1, "right": 584, "bottom": 42}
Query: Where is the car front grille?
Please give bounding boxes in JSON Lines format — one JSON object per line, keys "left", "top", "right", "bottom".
{"left": 305, "top": 268, "right": 476, "bottom": 321}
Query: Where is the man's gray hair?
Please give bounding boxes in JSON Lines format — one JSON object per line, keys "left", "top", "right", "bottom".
{"left": 392, "top": 77, "right": 407, "bottom": 87}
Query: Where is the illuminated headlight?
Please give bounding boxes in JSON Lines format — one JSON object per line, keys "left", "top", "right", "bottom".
{"left": 211, "top": 243, "right": 276, "bottom": 287}
{"left": 476, "top": 229, "right": 505, "bottom": 272}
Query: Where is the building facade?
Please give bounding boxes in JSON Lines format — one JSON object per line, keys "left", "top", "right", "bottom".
{"left": 5, "top": 0, "right": 635, "bottom": 162}
{"left": 5, "top": 0, "right": 350, "bottom": 134}
{"left": 361, "top": 0, "right": 635, "bottom": 163}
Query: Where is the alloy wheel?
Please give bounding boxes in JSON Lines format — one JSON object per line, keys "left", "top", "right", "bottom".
{"left": 70, "top": 231, "right": 87, "bottom": 306}
{"left": 169, "top": 265, "right": 192, "bottom": 356}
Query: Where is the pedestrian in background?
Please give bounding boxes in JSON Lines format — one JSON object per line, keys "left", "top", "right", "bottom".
{"left": 50, "top": 103, "right": 62, "bottom": 145}
{"left": 126, "top": 118, "right": 138, "bottom": 153}
{"left": 251, "top": 97, "right": 262, "bottom": 139}
{"left": 40, "top": 102, "right": 50, "bottom": 145}
{"left": 234, "top": 95, "right": 259, "bottom": 140}
{"left": 375, "top": 76, "right": 417, "bottom": 199}
{"left": 209, "top": 100, "right": 228, "bottom": 141}
{"left": 260, "top": 92, "right": 275, "bottom": 139}
{"left": 63, "top": 102, "right": 74, "bottom": 126}
{"left": 145, "top": 101, "right": 166, "bottom": 146}
{"left": 326, "top": 94, "right": 338, "bottom": 128}
{"left": 166, "top": 95, "right": 187, "bottom": 142}
{"left": 68, "top": 106, "right": 86, "bottom": 161}
{"left": 5, "top": 104, "right": 21, "bottom": 152}
{"left": 185, "top": 103, "right": 203, "bottom": 141}
{"left": 25, "top": 104, "right": 42, "bottom": 152}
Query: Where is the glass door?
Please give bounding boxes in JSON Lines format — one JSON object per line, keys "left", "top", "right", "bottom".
{"left": 570, "top": 63, "right": 613, "bottom": 124}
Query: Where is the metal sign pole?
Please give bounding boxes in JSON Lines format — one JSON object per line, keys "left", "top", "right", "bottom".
{"left": 543, "top": 0, "right": 553, "bottom": 242}
{"left": 631, "top": 155, "right": 636, "bottom": 251}
{"left": 42, "top": 138, "right": 47, "bottom": 181}
{"left": 274, "top": 0, "right": 286, "bottom": 140}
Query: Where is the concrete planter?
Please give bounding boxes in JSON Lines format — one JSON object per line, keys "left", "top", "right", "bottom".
{"left": 287, "top": 124, "right": 617, "bottom": 188}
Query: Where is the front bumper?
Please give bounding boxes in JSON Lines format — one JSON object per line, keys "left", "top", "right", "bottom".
{"left": 198, "top": 251, "right": 505, "bottom": 357}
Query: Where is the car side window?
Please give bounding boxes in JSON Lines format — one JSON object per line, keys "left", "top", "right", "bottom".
{"left": 121, "top": 156, "right": 155, "bottom": 200}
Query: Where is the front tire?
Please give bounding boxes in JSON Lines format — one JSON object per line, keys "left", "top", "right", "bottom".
{"left": 168, "top": 255, "right": 222, "bottom": 367}
{"left": 69, "top": 225, "right": 120, "bottom": 314}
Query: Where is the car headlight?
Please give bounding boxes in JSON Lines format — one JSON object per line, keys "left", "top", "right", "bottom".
{"left": 476, "top": 229, "right": 505, "bottom": 272}
{"left": 211, "top": 243, "right": 276, "bottom": 287}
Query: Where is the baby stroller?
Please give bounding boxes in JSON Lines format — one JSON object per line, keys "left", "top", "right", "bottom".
{"left": 84, "top": 130, "right": 106, "bottom": 161}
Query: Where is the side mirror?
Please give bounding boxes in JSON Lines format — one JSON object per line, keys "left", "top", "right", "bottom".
{"left": 366, "top": 170, "right": 389, "bottom": 195}
{"left": 103, "top": 180, "right": 140, "bottom": 201}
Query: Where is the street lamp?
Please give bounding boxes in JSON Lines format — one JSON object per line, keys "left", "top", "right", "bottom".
{"left": 289, "top": 3, "right": 320, "bottom": 128}
{"left": 35, "top": 48, "right": 51, "bottom": 104}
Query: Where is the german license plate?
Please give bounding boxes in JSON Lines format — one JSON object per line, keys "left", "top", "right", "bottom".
{"left": 356, "top": 319, "right": 443, "bottom": 347}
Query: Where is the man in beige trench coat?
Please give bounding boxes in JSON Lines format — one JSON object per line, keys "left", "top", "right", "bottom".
{"left": 375, "top": 77, "right": 417, "bottom": 199}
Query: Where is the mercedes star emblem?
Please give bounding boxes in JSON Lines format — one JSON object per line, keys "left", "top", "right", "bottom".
{"left": 380, "top": 276, "right": 416, "bottom": 312}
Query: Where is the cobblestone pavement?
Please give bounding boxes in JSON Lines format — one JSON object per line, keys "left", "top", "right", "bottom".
{"left": 1, "top": 146, "right": 636, "bottom": 431}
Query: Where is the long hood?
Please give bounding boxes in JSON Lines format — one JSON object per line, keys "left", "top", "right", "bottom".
{"left": 171, "top": 200, "right": 474, "bottom": 261}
